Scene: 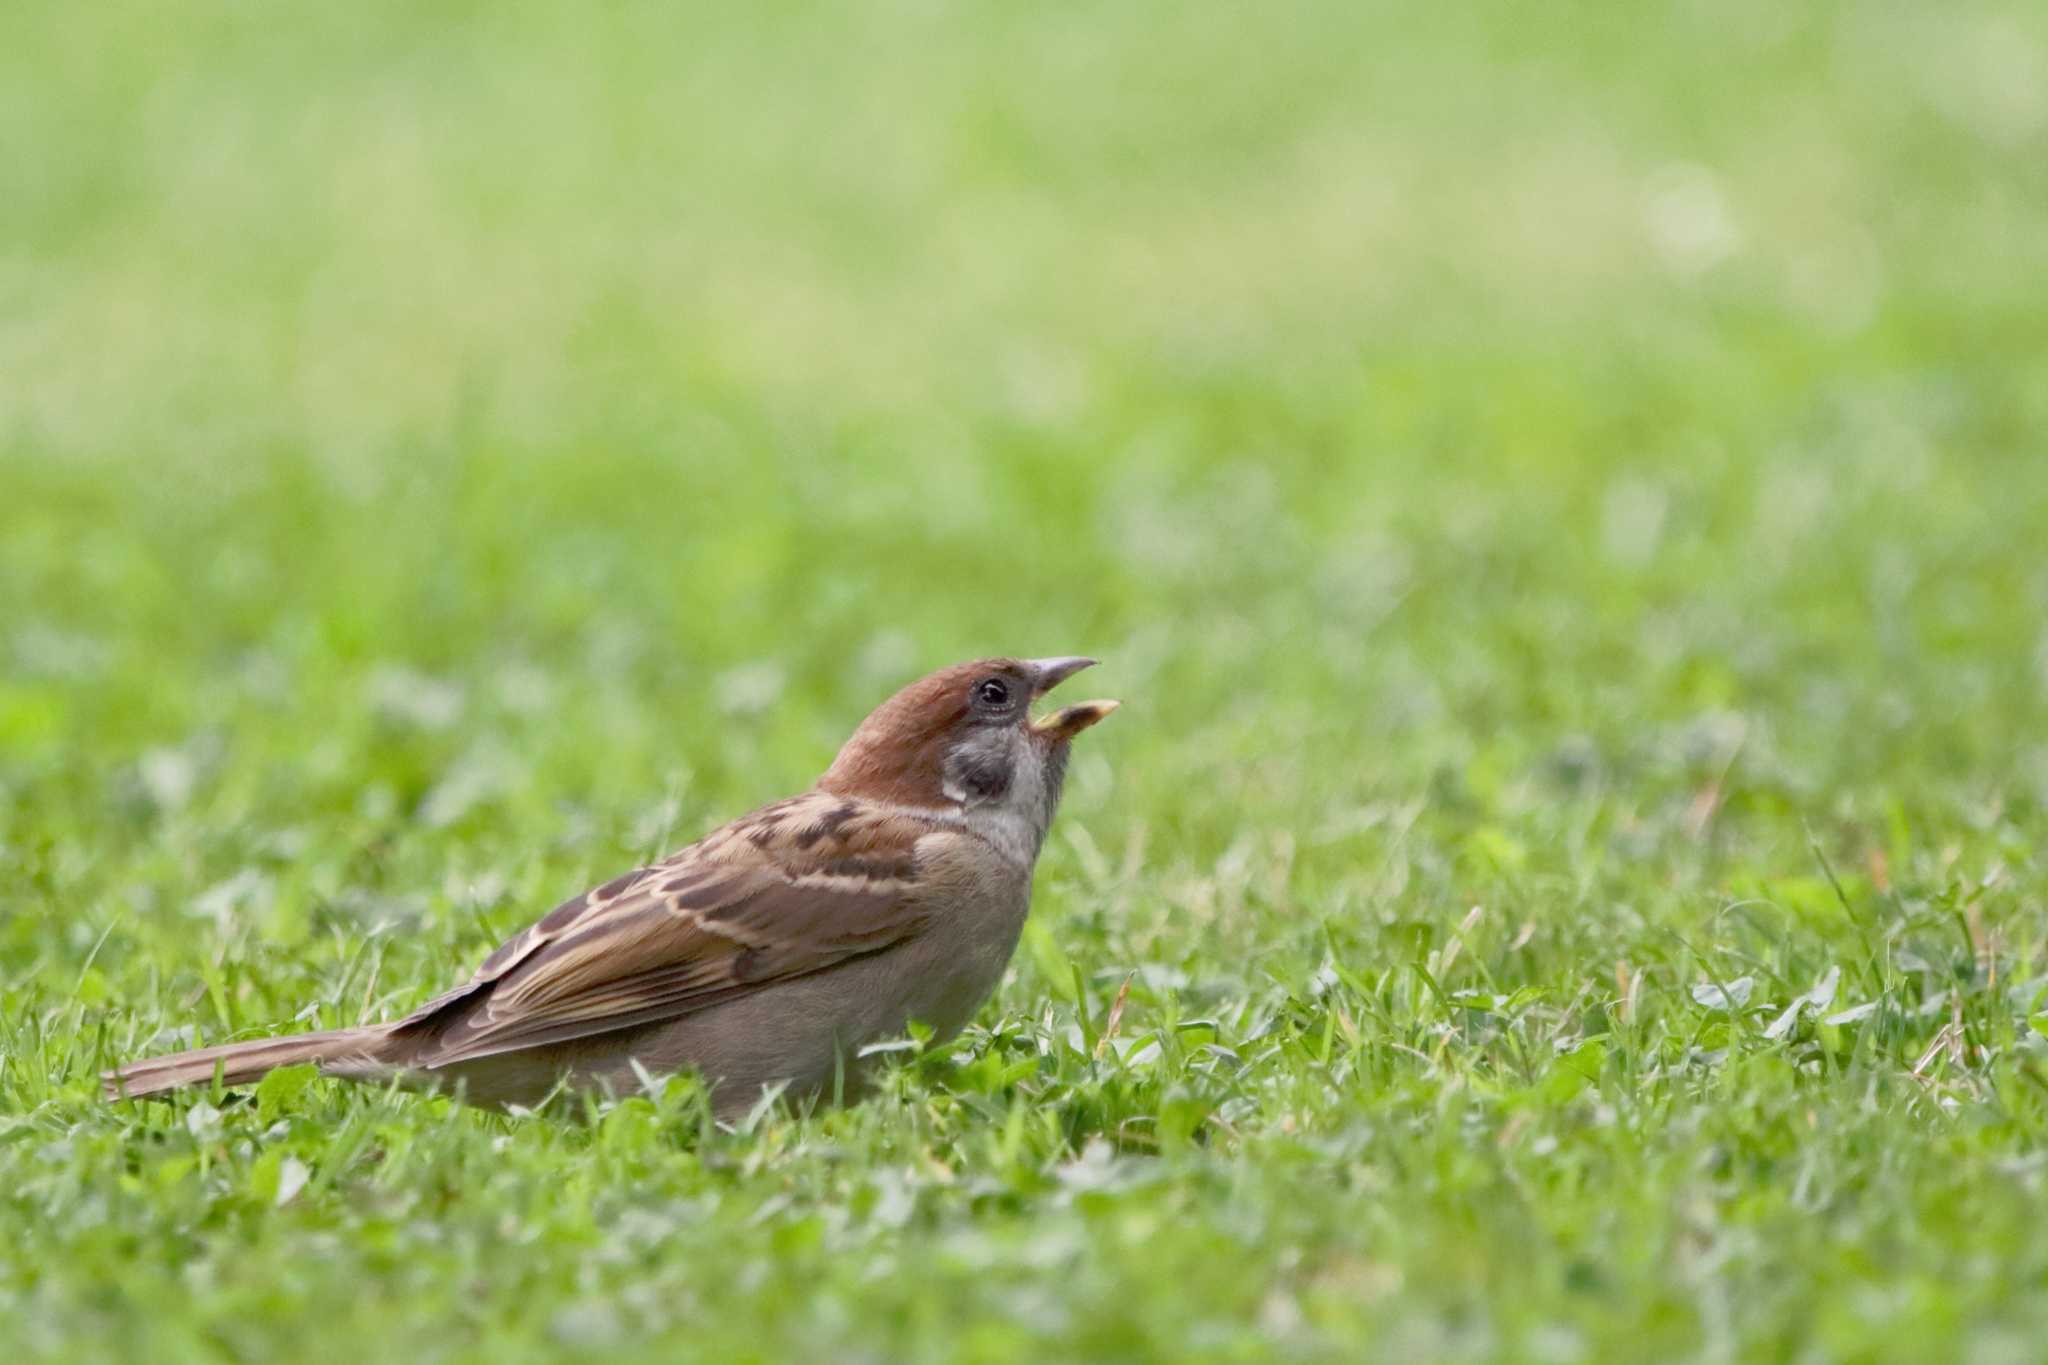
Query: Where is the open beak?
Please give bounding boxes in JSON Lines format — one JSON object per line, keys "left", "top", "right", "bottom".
{"left": 1025, "top": 656, "right": 1120, "bottom": 740}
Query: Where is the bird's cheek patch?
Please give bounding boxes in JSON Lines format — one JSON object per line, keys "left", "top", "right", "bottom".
{"left": 943, "top": 748, "right": 1012, "bottom": 805}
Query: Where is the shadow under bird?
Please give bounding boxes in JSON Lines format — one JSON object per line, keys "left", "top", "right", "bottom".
{"left": 105, "top": 657, "right": 1119, "bottom": 1118}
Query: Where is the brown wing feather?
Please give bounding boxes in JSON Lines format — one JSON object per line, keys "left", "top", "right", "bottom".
{"left": 392, "top": 793, "right": 935, "bottom": 1067}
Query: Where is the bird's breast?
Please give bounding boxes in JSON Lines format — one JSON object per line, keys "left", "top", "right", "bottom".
{"left": 901, "top": 832, "right": 1035, "bottom": 1035}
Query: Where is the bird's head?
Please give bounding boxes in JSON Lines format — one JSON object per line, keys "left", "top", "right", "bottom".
{"left": 819, "top": 656, "right": 1118, "bottom": 856}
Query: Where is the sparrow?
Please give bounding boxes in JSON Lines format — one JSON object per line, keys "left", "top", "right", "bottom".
{"left": 104, "top": 657, "right": 1118, "bottom": 1118}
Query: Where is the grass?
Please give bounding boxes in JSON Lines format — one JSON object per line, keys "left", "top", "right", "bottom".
{"left": 5, "top": 0, "right": 2048, "bottom": 1359}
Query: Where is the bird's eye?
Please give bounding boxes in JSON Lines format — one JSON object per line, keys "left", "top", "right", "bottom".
{"left": 974, "top": 677, "right": 1012, "bottom": 708}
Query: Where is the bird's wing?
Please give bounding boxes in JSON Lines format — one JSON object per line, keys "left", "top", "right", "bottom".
{"left": 392, "top": 792, "right": 937, "bottom": 1066}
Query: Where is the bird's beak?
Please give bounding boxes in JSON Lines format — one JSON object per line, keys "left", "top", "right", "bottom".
{"left": 1025, "top": 657, "right": 1119, "bottom": 739}
{"left": 1033, "top": 698, "right": 1120, "bottom": 739}
{"left": 1026, "top": 656, "right": 1097, "bottom": 695}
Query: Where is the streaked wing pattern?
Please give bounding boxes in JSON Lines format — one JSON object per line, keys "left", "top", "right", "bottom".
{"left": 391, "top": 793, "right": 934, "bottom": 1066}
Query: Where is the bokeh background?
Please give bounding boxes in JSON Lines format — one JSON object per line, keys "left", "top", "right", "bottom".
{"left": 5, "top": 2, "right": 2048, "bottom": 1361}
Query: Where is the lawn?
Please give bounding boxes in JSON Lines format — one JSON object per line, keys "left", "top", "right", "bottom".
{"left": 5, "top": 1, "right": 2048, "bottom": 1360}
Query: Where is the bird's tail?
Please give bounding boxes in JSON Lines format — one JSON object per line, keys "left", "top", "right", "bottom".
{"left": 102, "top": 1026, "right": 391, "bottom": 1101}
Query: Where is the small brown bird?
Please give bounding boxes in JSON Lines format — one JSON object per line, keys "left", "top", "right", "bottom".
{"left": 105, "top": 657, "right": 1118, "bottom": 1117}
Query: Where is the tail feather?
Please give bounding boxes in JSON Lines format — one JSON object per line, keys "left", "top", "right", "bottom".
{"left": 103, "top": 1026, "right": 391, "bottom": 1101}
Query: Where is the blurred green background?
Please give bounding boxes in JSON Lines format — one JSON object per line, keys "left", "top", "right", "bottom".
{"left": 5, "top": 2, "right": 2048, "bottom": 1361}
